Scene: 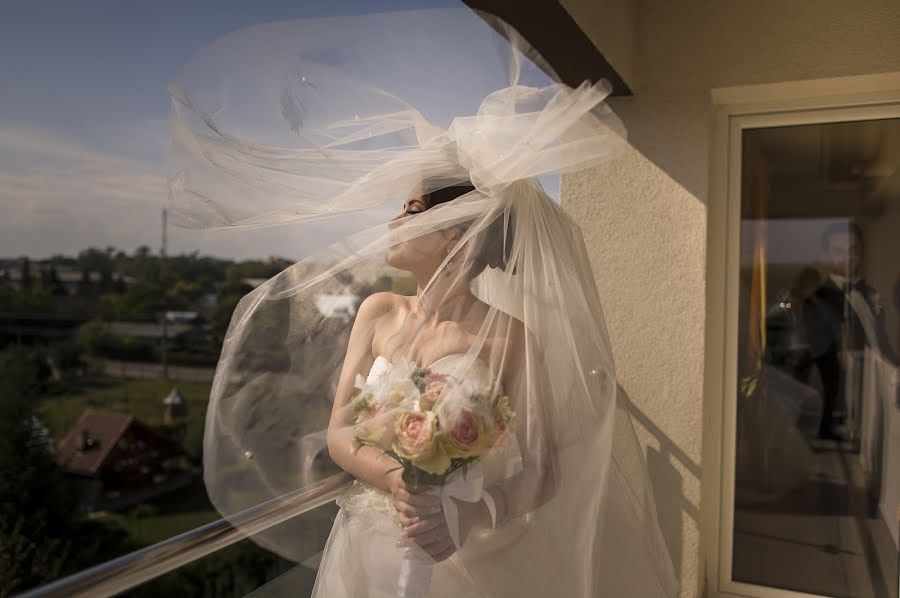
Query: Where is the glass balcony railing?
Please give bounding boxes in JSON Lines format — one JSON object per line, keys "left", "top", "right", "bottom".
{"left": 14, "top": 473, "right": 352, "bottom": 598}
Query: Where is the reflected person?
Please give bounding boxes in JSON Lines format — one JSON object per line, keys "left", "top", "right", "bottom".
{"left": 803, "top": 222, "right": 896, "bottom": 441}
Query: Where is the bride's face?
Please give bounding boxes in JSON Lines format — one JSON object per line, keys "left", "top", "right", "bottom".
{"left": 387, "top": 187, "right": 458, "bottom": 274}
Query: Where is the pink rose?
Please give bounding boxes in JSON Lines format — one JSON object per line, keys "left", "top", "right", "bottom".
{"left": 489, "top": 395, "right": 513, "bottom": 446}
{"left": 445, "top": 410, "right": 484, "bottom": 457}
{"left": 492, "top": 407, "right": 508, "bottom": 435}
{"left": 393, "top": 411, "right": 437, "bottom": 461}
{"left": 420, "top": 379, "right": 448, "bottom": 411}
{"left": 489, "top": 410, "right": 514, "bottom": 449}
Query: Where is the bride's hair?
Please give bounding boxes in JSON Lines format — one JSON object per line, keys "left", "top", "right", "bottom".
{"left": 421, "top": 180, "right": 513, "bottom": 278}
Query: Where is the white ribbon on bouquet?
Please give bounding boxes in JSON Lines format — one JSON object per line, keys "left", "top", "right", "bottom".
{"left": 398, "top": 463, "right": 496, "bottom": 597}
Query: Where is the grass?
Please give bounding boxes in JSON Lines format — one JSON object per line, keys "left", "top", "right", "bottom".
{"left": 102, "top": 479, "right": 221, "bottom": 546}
{"left": 35, "top": 377, "right": 340, "bottom": 556}
{"left": 35, "top": 377, "right": 212, "bottom": 441}
{"left": 36, "top": 377, "right": 219, "bottom": 547}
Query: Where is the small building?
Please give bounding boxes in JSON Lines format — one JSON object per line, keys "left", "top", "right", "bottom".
{"left": 56, "top": 410, "right": 192, "bottom": 512}
{"left": 162, "top": 386, "right": 188, "bottom": 424}
{"left": 164, "top": 311, "right": 201, "bottom": 325}
{"left": 316, "top": 293, "right": 359, "bottom": 322}
{"left": 241, "top": 277, "right": 269, "bottom": 289}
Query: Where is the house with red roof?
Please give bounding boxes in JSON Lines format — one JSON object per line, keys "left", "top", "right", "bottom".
{"left": 56, "top": 410, "right": 192, "bottom": 512}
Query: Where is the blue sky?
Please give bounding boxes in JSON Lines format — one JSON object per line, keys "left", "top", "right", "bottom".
{"left": 0, "top": 0, "right": 459, "bottom": 260}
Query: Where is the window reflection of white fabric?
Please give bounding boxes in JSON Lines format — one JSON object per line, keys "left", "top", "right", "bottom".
{"left": 846, "top": 288, "right": 880, "bottom": 350}
{"left": 858, "top": 348, "right": 900, "bottom": 550}
{"left": 736, "top": 366, "right": 816, "bottom": 499}
{"left": 836, "top": 284, "right": 900, "bottom": 548}
{"left": 842, "top": 288, "right": 888, "bottom": 444}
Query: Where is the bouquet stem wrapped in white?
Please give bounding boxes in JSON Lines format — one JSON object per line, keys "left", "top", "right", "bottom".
{"left": 351, "top": 360, "right": 513, "bottom": 597}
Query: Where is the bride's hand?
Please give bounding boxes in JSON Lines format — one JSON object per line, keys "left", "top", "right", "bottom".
{"left": 402, "top": 510, "right": 457, "bottom": 562}
{"left": 388, "top": 471, "right": 455, "bottom": 561}
{"left": 388, "top": 470, "right": 442, "bottom": 521}
{"left": 401, "top": 498, "right": 486, "bottom": 562}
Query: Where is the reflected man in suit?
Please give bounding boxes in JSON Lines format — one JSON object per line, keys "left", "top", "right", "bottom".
{"left": 803, "top": 222, "right": 896, "bottom": 441}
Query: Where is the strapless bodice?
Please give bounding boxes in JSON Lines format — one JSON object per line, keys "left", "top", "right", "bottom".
{"left": 365, "top": 352, "right": 495, "bottom": 386}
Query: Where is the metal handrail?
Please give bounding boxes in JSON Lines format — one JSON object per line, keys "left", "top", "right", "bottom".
{"left": 15, "top": 473, "right": 353, "bottom": 598}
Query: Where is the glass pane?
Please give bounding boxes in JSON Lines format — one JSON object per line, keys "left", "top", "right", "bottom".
{"left": 121, "top": 501, "right": 338, "bottom": 598}
{"left": 733, "top": 118, "right": 900, "bottom": 596}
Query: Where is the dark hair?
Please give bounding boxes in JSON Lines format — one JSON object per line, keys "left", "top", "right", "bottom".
{"left": 423, "top": 183, "right": 475, "bottom": 208}
{"left": 422, "top": 181, "right": 513, "bottom": 277}
{"left": 821, "top": 221, "right": 863, "bottom": 251}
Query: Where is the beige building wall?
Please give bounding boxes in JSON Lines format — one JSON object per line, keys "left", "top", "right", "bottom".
{"left": 559, "top": 2, "right": 900, "bottom": 596}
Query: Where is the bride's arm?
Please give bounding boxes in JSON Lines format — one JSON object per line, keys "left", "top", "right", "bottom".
{"left": 404, "top": 320, "right": 559, "bottom": 551}
{"left": 326, "top": 293, "right": 403, "bottom": 494}
{"left": 479, "top": 321, "right": 559, "bottom": 523}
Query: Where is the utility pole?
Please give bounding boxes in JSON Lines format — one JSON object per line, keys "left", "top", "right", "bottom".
{"left": 161, "top": 207, "right": 169, "bottom": 379}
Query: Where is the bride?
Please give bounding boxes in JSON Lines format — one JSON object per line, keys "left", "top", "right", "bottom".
{"left": 169, "top": 7, "right": 679, "bottom": 597}
{"left": 315, "top": 181, "right": 555, "bottom": 596}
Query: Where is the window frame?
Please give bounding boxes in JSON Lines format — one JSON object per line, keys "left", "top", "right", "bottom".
{"left": 704, "top": 72, "right": 900, "bottom": 598}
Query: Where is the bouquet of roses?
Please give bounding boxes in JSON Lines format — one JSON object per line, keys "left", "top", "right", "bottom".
{"left": 349, "top": 358, "right": 515, "bottom": 597}
{"left": 351, "top": 359, "right": 514, "bottom": 485}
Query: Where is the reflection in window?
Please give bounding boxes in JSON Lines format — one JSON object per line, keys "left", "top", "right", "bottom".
{"left": 734, "top": 119, "right": 900, "bottom": 596}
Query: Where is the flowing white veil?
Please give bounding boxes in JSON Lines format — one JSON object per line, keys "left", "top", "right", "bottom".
{"left": 169, "top": 8, "right": 678, "bottom": 597}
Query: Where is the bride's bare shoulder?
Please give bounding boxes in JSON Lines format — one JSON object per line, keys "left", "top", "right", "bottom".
{"left": 354, "top": 292, "right": 409, "bottom": 325}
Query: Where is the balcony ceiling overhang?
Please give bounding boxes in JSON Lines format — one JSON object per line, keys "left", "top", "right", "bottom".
{"left": 464, "top": 0, "right": 632, "bottom": 96}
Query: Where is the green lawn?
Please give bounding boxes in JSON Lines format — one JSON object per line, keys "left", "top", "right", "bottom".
{"left": 35, "top": 378, "right": 212, "bottom": 441}
{"left": 102, "top": 478, "right": 221, "bottom": 546}
{"left": 35, "top": 377, "right": 338, "bottom": 556}
{"left": 36, "top": 377, "right": 218, "bottom": 547}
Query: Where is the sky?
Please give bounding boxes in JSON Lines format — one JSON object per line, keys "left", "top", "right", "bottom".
{"left": 0, "top": 0, "right": 461, "bottom": 261}
{"left": 741, "top": 218, "right": 846, "bottom": 266}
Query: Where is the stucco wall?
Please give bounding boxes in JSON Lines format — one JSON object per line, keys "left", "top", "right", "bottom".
{"left": 560, "top": 1, "right": 900, "bottom": 596}
{"left": 564, "top": 151, "right": 706, "bottom": 595}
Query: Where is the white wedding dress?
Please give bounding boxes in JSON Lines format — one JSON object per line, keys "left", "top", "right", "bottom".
{"left": 310, "top": 353, "right": 524, "bottom": 598}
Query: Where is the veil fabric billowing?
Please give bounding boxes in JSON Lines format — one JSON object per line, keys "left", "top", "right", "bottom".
{"left": 169, "top": 8, "right": 678, "bottom": 597}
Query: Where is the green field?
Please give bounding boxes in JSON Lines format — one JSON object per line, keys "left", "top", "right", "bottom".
{"left": 36, "top": 377, "right": 216, "bottom": 546}
{"left": 102, "top": 478, "right": 221, "bottom": 545}
{"left": 36, "top": 378, "right": 212, "bottom": 441}
{"left": 30, "top": 376, "right": 339, "bottom": 595}
{"left": 35, "top": 377, "right": 337, "bottom": 554}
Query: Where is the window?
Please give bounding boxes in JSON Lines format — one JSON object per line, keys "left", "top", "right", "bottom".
{"left": 731, "top": 116, "right": 900, "bottom": 597}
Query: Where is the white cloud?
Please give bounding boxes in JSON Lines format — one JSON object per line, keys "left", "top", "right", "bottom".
{"left": 0, "top": 121, "right": 360, "bottom": 260}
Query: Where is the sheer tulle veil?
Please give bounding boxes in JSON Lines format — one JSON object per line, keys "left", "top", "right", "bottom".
{"left": 168, "top": 7, "right": 678, "bottom": 597}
